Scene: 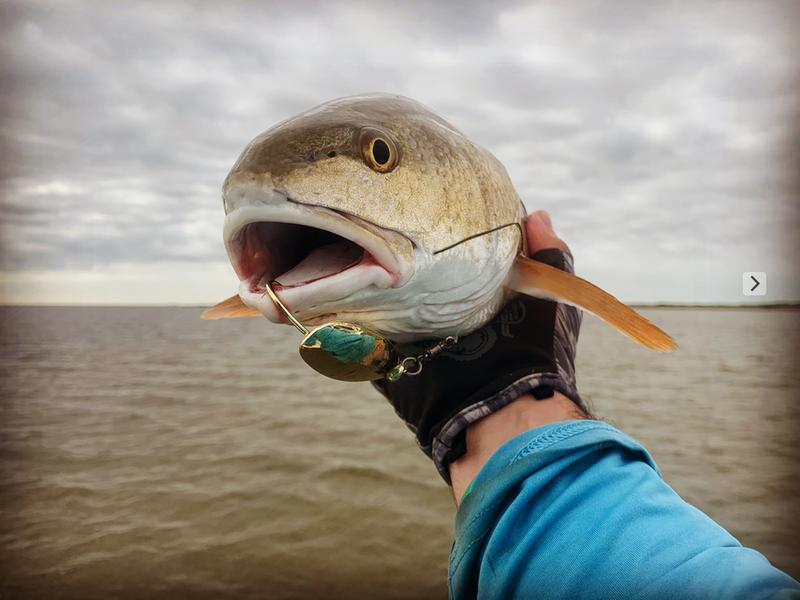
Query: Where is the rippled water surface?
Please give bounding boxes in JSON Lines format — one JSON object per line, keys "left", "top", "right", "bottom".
{"left": 1, "top": 307, "right": 798, "bottom": 598}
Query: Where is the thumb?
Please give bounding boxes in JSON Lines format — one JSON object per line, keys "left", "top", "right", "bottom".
{"left": 525, "top": 210, "right": 569, "bottom": 255}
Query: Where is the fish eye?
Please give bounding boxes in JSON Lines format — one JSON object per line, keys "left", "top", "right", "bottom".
{"left": 358, "top": 128, "right": 398, "bottom": 173}
{"left": 372, "top": 139, "right": 390, "bottom": 165}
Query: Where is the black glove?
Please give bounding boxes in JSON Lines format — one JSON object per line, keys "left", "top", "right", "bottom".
{"left": 372, "top": 248, "right": 588, "bottom": 483}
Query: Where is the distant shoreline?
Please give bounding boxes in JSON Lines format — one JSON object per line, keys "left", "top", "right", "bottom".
{"left": 632, "top": 303, "right": 800, "bottom": 309}
{"left": 1, "top": 303, "right": 798, "bottom": 310}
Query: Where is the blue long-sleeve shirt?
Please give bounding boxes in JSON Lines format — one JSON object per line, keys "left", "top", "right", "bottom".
{"left": 450, "top": 420, "right": 799, "bottom": 599}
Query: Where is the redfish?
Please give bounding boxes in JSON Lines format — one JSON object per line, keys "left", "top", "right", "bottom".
{"left": 204, "top": 94, "right": 675, "bottom": 354}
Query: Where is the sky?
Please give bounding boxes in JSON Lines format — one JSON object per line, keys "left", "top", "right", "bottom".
{"left": 0, "top": 0, "right": 798, "bottom": 305}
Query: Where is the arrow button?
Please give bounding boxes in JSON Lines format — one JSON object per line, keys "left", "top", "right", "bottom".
{"left": 743, "top": 272, "right": 766, "bottom": 296}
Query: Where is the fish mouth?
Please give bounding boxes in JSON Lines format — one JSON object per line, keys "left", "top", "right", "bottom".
{"left": 223, "top": 195, "right": 413, "bottom": 324}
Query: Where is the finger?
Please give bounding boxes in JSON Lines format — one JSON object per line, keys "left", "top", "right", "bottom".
{"left": 525, "top": 210, "right": 569, "bottom": 255}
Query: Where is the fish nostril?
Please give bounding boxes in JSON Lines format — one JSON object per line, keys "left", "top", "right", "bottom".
{"left": 309, "top": 150, "right": 338, "bottom": 162}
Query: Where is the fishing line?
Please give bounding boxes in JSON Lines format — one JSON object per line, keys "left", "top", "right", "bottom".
{"left": 433, "top": 221, "right": 523, "bottom": 255}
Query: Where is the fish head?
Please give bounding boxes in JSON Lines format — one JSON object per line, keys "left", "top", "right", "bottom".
{"left": 222, "top": 94, "right": 524, "bottom": 341}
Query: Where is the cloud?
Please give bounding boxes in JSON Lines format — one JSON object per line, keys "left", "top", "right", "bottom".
{"left": 1, "top": 0, "right": 798, "bottom": 303}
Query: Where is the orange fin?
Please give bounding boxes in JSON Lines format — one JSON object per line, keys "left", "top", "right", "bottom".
{"left": 201, "top": 295, "right": 262, "bottom": 320}
{"left": 510, "top": 256, "right": 677, "bottom": 351}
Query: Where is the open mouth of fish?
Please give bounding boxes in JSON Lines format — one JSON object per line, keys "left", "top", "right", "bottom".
{"left": 223, "top": 198, "right": 413, "bottom": 323}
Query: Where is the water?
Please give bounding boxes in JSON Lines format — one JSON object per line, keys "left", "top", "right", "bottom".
{"left": 1, "top": 307, "right": 798, "bottom": 598}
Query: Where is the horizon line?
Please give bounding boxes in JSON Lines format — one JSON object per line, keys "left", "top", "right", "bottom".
{"left": 1, "top": 302, "right": 798, "bottom": 309}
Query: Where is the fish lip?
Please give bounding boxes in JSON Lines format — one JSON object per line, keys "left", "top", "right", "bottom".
{"left": 223, "top": 192, "right": 414, "bottom": 323}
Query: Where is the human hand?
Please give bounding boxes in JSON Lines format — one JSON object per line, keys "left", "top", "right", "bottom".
{"left": 373, "top": 210, "right": 589, "bottom": 483}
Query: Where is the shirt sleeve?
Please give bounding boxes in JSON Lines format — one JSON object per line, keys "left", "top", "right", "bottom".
{"left": 449, "top": 420, "right": 800, "bottom": 600}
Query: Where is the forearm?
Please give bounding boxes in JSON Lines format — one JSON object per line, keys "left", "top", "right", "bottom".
{"left": 449, "top": 391, "right": 588, "bottom": 503}
{"left": 449, "top": 420, "right": 800, "bottom": 599}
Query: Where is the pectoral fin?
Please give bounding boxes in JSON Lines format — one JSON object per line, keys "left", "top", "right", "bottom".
{"left": 201, "top": 295, "right": 262, "bottom": 320}
{"left": 510, "top": 256, "right": 676, "bottom": 351}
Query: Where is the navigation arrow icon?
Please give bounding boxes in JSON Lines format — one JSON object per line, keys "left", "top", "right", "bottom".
{"left": 742, "top": 272, "right": 766, "bottom": 296}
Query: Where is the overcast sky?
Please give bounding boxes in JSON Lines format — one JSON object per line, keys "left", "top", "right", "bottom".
{"left": 1, "top": 0, "right": 798, "bottom": 305}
